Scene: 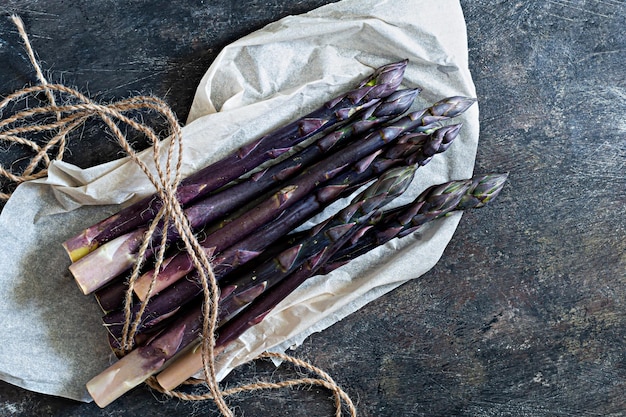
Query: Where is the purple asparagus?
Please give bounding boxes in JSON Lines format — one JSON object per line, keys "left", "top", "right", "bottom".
{"left": 117, "top": 96, "right": 476, "bottom": 297}
{"left": 154, "top": 173, "right": 508, "bottom": 392}
{"left": 101, "top": 123, "right": 462, "bottom": 340}
{"left": 64, "top": 60, "right": 409, "bottom": 263}
{"left": 67, "top": 88, "right": 420, "bottom": 293}
{"left": 97, "top": 110, "right": 473, "bottom": 346}
{"left": 86, "top": 162, "right": 415, "bottom": 408}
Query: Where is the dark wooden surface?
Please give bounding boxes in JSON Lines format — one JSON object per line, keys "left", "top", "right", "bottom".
{"left": 1, "top": 1, "right": 624, "bottom": 416}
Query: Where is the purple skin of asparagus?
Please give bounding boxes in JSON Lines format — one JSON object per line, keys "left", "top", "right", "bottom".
{"left": 101, "top": 128, "right": 431, "bottom": 341}
{"left": 120, "top": 96, "right": 476, "bottom": 297}
{"left": 63, "top": 60, "right": 409, "bottom": 264}
{"left": 99, "top": 106, "right": 471, "bottom": 344}
{"left": 130, "top": 164, "right": 414, "bottom": 346}
{"left": 154, "top": 173, "right": 508, "bottom": 392}
{"left": 67, "top": 89, "right": 420, "bottom": 294}
{"left": 86, "top": 163, "right": 414, "bottom": 407}
{"left": 102, "top": 122, "right": 464, "bottom": 342}
{"left": 214, "top": 164, "right": 416, "bottom": 323}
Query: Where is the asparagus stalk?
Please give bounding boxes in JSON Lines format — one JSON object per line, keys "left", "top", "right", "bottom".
{"left": 215, "top": 164, "right": 416, "bottom": 323}
{"left": 95, "top": 280, "right": 129, "bottom": 314}
{"left": 117, "top": 97, "right": 475, "bottom": 297}
{"left": 63, "top": 60, "right": 409, "bottom": 263}
{"left": 102, "top": 124, "right": 460, "bottom": 341}
{"left": 67, "top": 88, "right": 420, "bottom": 293}
{"left": 86, "top": 300, "right": 206, "bottom": 408}
{"left": 85, "top": 164, "right": 415, "bottom": 407}
{"left": 96, "top": 97, "right": 473, "bottom": 312}
{"left": 154, "top": 173, "right": 508, "bottom": 391}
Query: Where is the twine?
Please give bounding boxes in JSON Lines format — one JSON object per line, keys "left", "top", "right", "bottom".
{"left": 2, "top": 15, "right": 357, "bottom": 416}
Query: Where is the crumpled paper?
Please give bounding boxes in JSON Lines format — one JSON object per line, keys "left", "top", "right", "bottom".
{"left": 0, "top": 0, "right": 477, "bottom": 403}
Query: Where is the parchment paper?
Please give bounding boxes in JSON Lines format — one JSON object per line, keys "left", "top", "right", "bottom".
{"left": 0, "top": 0, "right": 478, "bottom": 402}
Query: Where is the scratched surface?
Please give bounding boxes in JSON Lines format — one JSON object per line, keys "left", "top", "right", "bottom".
{"left": 0, "top": 1, "right": 625, "bottom": 416}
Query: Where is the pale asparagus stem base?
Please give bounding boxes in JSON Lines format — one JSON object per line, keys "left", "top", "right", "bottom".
{"left": 69, "top": 231, "right": 144, "bottom": 295}
{"left": 87, "top": 348, "right": 163, "bottom": 408}
{"left": 87, "top": 300, "right": 204, "bottom": 407}
{"left": 156, "top": 341, "right": 208, "bottom": 391}
{"left": 86, "top": 341, "right": 216, "bottom": 408}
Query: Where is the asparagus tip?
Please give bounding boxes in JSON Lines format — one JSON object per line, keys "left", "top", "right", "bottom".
{"left": 458, "top": 172, "right": 508, "bottom": 209}
{"left": 373, "top": 88, "right": 420, "bottom": 117}
{"left": 431, "top": 96, "right": 477, "bottom": 118}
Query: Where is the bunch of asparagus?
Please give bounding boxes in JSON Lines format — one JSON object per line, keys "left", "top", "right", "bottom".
{"left": 60, "top": 61, "right": 506, "bottom": 407}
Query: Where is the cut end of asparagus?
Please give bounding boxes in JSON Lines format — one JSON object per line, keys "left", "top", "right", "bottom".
{"left": 86, "top": 351, "right": 165, "bottom": 408}
{"left": 155, "top": 342, "right": 226, "bottom": 392}
{"left": 69, "top": 231, "right": 144, "bottom": 295}
{"left": 63, "top": 240, "right": 99, "bottom": 263}
{"left": 62, "top": 212, "right": 126, "bottom": 262}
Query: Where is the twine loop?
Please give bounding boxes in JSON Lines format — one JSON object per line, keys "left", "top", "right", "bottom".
{"left": 2, "top": 15, "right": 356, "bottom": 416}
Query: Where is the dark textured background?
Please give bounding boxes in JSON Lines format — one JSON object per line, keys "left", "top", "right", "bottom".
{"left": 1, "top": 1, "right": 624, "bottom": 416}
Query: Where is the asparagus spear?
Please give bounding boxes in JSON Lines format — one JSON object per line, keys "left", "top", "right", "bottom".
{"left": 102, "top": 124, "right": 461, "bottom": 341}
{"left": 98, "top": 117, "right": 470, "bottom": 342}
{"left": 323, "top": 173, "right": 509, "bottom": 272}
{"left": 63, "top": 60, "right": 409, "bottom": 263}
{"left": 112, "top": 97, "right": 476, "bottom": 298}
{"left": 85, "top": 164, "right": 415, "bottom": 408}
{"left": 102, "top": 172, "right": 506, "bottom": 347}
{"left": 154, "top": 173, "right": 508, "bottom": 392}
{"left": 67, "top": 88, "right": 420, "bottom": 293}
{"left": 215, "top": 164, "right": 416, "bottom": 322}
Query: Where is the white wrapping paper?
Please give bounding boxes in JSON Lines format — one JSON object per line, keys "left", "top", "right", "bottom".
{"left": 0, "top": 0, "right": 477, "bottom": 402}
